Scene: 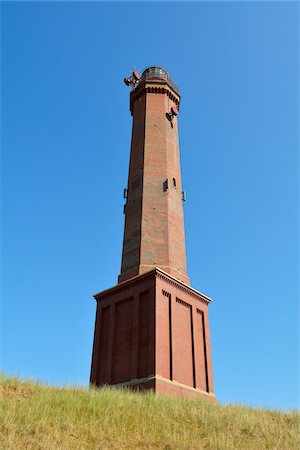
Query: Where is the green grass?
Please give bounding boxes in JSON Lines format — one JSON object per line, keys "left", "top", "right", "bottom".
{"left": 1, "top": 376, "right": 299, "bottom": 449}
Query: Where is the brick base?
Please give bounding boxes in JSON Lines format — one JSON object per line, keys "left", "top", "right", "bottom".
{"left": 90, "top": 268, "right": 215, "bottom": 402}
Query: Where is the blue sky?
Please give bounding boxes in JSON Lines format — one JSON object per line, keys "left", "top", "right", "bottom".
{"left": 2, "top": 2, "right": 298, "bottom": 410}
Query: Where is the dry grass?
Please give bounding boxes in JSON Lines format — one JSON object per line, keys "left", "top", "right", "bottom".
{"left": 0, "top": 375, "right": 299, "bottom": 449}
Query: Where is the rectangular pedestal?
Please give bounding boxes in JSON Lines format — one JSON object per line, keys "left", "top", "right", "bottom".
{"left": 90, "top": 268, "right": 215, "bottom": 402}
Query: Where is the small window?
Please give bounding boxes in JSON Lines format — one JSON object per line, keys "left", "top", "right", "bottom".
{"left": 172, "top": 178, "right": 176, "bottom": 187}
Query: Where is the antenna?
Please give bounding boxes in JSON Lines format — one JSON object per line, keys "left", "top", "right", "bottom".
{"left": 123, "top": 69, "right": 141, "bottom": 88}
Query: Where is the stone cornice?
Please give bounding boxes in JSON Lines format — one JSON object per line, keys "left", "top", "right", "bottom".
{"left": 154, "top": 268, "right": 212, "bottom": 305}
{"left": 93, "top": 267, "right": 212, "bottom": 305}
{"left": 130, "top": 79, "right": 180, "bottom": 115}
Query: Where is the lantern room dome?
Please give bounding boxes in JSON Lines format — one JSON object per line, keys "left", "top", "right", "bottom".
{"left": 142, "top": 66, "right": 168, "bottom": 78}
{"left": 141, "top": 66, "right": 179, "bottom": 93}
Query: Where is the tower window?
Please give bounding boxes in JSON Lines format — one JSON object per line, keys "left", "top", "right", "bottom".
{"left": 172, "top": 178, "right": 176, "bottom": 187}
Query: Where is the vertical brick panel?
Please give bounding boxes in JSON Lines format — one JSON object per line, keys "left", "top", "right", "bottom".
{"left": 137, "top": 290, "right": 149, "bottom": 378}
{"left": 120, "top": 95, "right": 146, "bottom": 278}
{"left": 155, "top": 287, "right": 171, "bottom": 380}
{"left": 190, "top": 306, "right": 196, "bottom": 388}
{"left": 131, "top": 294, "right": 139, "bottom": 380}
{"left": 194, "top": 308, "right": 209, "bottom": 392}
{"left": 106, "top": 304, "right": 115, "bottom": 384}
{"left": 112, "top": 298, "right": 134, "bottom": 384}
{"left": 169, "top": 292, "right": 173, "bottom": 381}
{"left": 203, "top": 308, "right": 214, "bottom": 393}
{"left": 166, "top": 109, "right": 189, "bottom": 284}
{"left": 90, "top": 302, "right": 101, "bottom": 384}
{"left": 148, "top": 280, "right": 155, "bottom": 376}
{"left": 141, "top": 92, "right": 169, "bottom": 269}
{"left": 172, "top": 298, "right": 194, "bottom": 387}
{"left": 97, "top": 305, "right": 110, "bottom": 384}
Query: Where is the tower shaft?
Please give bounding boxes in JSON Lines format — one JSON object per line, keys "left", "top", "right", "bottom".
{"left": 119, "top": 70, "right": 189, "bottom": 285}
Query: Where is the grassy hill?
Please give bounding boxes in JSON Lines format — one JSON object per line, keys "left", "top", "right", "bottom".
{"left": 1, "top": 376, "right": 298, "bottom": 449}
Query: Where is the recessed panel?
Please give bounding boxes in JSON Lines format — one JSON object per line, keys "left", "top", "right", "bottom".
{"left": 112, "top": 297, "right": 134, "bottom": 384}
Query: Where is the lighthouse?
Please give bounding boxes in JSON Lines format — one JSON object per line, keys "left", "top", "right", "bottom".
{"left": 90, "top": 66, "right": 215, "bottom": 401}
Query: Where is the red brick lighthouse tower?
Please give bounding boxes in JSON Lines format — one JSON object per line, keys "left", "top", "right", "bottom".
{"left": 90, "top": 66, "right": 215, "bottom": 401}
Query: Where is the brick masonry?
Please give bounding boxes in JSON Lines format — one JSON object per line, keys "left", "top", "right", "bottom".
{"left": 118, "top": 75, "right": 189, "bottom": 285}
{"left": 90, "top": 268, "right": 215, "bottom": 402}
{"left": 90, "top": 68, "right": 215, "bottom": 401}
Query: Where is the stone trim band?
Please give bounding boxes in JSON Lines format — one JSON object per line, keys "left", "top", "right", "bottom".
{"left": 94, "top": 267, "right": 211, "bottom": 305}
{"left": 112, "top": 374, "right": 216, "bottom": 399}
